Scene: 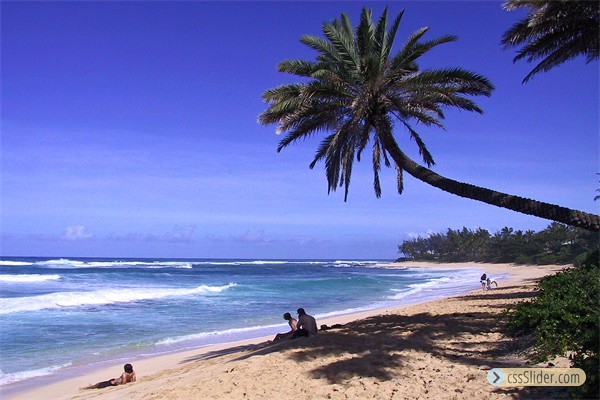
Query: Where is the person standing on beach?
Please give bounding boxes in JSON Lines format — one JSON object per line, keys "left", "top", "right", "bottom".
{"left": 273, "top": 312, "right": 298, "bottom": 341}
{"left": 294, "top": 308, "right": 318, "bottom": 337}
{"left": 480, "top": 273, "right": 488, "bottom": 291}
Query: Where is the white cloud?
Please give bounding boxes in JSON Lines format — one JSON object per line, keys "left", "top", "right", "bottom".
{"left": 404, "top": 229, "right": 437, "bottom": 239}
{"left": 236, "top": 230, "right": 266, "bottom": 243}
{"left": 232, "top": 230, "right": 273, "bottom": 244}
{"left": 62, "top": 225, "right": 93, "bottom": 240}
{"left": 165, "top": 225, "right": 196, "bottom": 242}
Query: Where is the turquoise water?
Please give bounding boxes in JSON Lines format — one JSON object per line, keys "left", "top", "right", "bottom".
{"left": 0, "top": 257, "right": 483, "bottom": 393}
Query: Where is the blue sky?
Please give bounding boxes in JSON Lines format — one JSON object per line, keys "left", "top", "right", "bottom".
{"left": 1, "top": 1, "right": 598, "bottom": 259}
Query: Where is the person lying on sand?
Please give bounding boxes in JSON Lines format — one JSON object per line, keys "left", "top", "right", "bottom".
{"left": 273, "top": 312, "right": 298, "bottom": 341}
{"left": 83, "top": 363, "right": 136, "bottom": 389}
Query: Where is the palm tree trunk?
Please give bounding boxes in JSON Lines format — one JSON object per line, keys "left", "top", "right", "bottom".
{"left": 388, "top": 147, "right": 600, "bottom": 232}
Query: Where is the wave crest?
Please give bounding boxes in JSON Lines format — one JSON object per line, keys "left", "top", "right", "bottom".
{"left": 0, "top": 283, "right": 237, "bottom": 314}
{"left": 0, "top": 274, "right": 60, "bottom": 283}
{"left": 0, "top": 260, "right": 33, "bottom": 266}
{"left": 34, "top": 259, "right": 193, "bottom": 269}
{"left": 0, "top": 362, "right": 72, "bottom": 386}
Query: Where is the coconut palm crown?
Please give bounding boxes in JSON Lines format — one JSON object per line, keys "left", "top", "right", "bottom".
{"left": 501, "top": 0, "right": 599, "bottom": 83}
{"left": 258, "top": 7, "right": 600, "bottom": 232}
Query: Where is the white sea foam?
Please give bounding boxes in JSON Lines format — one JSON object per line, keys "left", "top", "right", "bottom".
{"left": 332, "top": 260, "right": 380, "bottom": 267}
{"left": 388, "top": 276, "right": 463, "bottom": 300}
{"left": 0, "top": 274, "right": 60, "bottom": 283}
{"left": 0, "top": 362, "right": 72, "bottom": 386}
{"left": 207, "top": 260, "right": 289, "bottom": 266}
{"left": 0, "top": 260, "right": 33, "bottom": 266}
{"left": 156, "top": 323, "right": 281, "bottom": 346}
{"left": 34, "top": 259, "right": 193, "bottom": 269}
{"left": 0, "top": 283, "right": 237, "bottom": 314}
{"left": 314, "top": 305, "right": 381, "bottom": 319}
{"left": 369, "top": 266, "right": 409, "bottom": 271}
{"left": 35, "top": 258, "right": 86, "bottom": 267}
{"left": 244, "top": 260, "right": 288, "bottom": 265}
{"left": 83, "top": 261, "right": 193, "bottom": 269}
{"left": 207, "top": 260, "right": 381, "bottom": 267}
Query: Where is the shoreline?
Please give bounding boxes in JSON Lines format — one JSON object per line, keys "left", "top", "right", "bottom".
{"left": 4, "top": 262, "right": 566, "bottom": 400}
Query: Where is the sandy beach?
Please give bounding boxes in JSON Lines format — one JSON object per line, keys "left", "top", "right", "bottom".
{"left": 6, "top": 262, "right": 569, "bottom": 400}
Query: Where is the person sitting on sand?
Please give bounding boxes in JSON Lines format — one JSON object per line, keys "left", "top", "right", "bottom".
{"left": 293, "top": 308, "right": 318, "bottom": 337}
{"left": 83, "top": 363, "right": 136, "bottom": 389}
{"left": 273, "top": 312, "right": 298, "bottom": 341}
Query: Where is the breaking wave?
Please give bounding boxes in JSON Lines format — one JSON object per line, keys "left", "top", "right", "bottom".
{"left": 0, "top": 283, "right": 236, "bottom": 314}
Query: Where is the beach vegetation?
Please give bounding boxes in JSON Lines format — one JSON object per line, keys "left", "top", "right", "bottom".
{"left": 259, "top": 6, "right": 600, "bottom": 231}
{"left": 505, "top": 251, "right": 599, "bottom": 399}
{"left": 501, "top": 0, "right": 599, "bottom": 83}
{"left": 398, "top": 222, "right": 599, "bottom": 265}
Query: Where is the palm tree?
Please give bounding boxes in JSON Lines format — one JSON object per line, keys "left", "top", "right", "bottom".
{"left": 501, "top": 0, "right": 599, "bottom": 83}
{"left": 258, "top": 7, "right": 600, "bottom": 232}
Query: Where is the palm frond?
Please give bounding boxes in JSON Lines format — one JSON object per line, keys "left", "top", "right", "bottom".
{"left": 356, "top": 7, "right": 375, "bottom": 61}
{"left": 300, "top": 35, "right": 347, "bottom": 67}
{"left": 395, "top": 163, "right": 404, "bottom": 195}
{"left": 260, "top": 83, "right": 302, "bottom": 103}
{"left": 372, "top": 6, "right": 389, "bottom": 75}
{"left": 403, "top": 68, "right": 494, "bottom": 98}
{"left": 380, "top": 9, "right": 404, "bottom": 64}
{"left": 341, "top": 142, "right": 355, "bottom": 201}
{"left": 393, "top": 32, "right": 457, "bottom": 67}
{"left": 310, "top": 133, "right": 335, "bottom": 169}
{"left": 373, "top": 141, "right": 382, "bottom": 198}
{"left": 322, "top": 19, "right": 360, "bottom": 75}
{"left": 276, "top": 116, "right": 331, "bottom": 151}
{"left": 501, "top": 0, "right": 599, "bottom": 82}
{"left": 400, "top": 120, "right": 435, "bottom": 167}
{"left": 355, "top": 120, "right": 371, "bottom": 162}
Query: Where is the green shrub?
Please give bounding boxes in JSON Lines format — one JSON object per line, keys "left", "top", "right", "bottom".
{"left": 506, "top": 251, "right": 599, "bottom": 399}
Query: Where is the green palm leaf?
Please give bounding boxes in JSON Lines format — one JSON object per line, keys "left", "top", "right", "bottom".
{"left": 501, "top": 0, "right": 599, "bottom": 83}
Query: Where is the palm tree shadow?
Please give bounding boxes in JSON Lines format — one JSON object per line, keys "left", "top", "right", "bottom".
{"left": 285, "top": 289, "right": 538, "bottom": 383}
{"left": 180, "top": 341, "right": 290, "bottom": 364}
{"left": 290, "top": 309, "right": 510, "bottom": 384}
{"left": 176, "top": 286, "right": 566, "bottom": 399}
{"left": 456, "top": 287, "right": 539, "bottom": 302}
{"left": 179, "top": 288, "right": 537, "bottom": 382}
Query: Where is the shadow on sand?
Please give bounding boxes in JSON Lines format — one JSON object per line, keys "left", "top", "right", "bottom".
{"left": 180, "top": 285, "right": 567, "bottom": 399}
{"left": 180, "top": 340, "right": 290, "bottom": 364}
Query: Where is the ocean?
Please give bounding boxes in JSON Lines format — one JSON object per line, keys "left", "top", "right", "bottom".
{"left": 0, "top": 257, "right": 485, "bottom": 395}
